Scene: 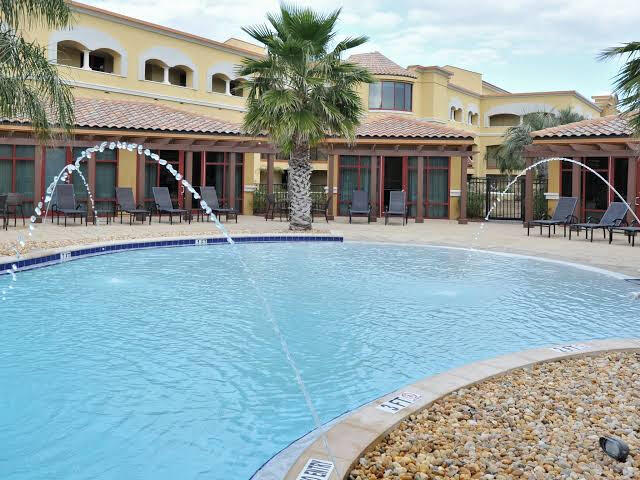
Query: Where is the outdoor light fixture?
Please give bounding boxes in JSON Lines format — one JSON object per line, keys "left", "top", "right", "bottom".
{"left": 599, "top": 436, "right": 630, "bottom": 462}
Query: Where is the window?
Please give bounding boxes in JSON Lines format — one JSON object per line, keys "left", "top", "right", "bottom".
{"left": 88, "top": 49, "right": 114, "bottom": 73}
{"left": 0, "top": 144, "right": 35, "bottom": 214}
{"left": 230, "top": 79, "right": 244, "bottom": 97}
{"left": 368, "top": 81, "right": 412, "bottom": 111}
{"left": 56, "top": 40, "right": 84, "bottom": 68}
{"left": 145, "top": 150, "right": 181, "bottom": 209}
{"left": 144, "top": 60, "right": 165, "bottom": 82}
{"left": 561, "top": 160, "right": 573, "bottom": 197}
{"left": 211, "top": 74, "right": 228, "bottom": 94}
{"left": 338, "top": 155, "right": 371, "bottom": 215}
{"left": 169, "top": 66, "right": 187, "bottom": 87}
{"left": 485, "top": 146, "right": 501, "bottom": 169}
{"left": 489, "top": 114, "right": 520, "bottom": 127}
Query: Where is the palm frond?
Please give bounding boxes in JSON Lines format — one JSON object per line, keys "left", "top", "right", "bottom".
{"left": 599, "top": 42, "right": 640, "bottom": 136}
{"left": 0, "top": 0, "right": 72, "bottom": 29}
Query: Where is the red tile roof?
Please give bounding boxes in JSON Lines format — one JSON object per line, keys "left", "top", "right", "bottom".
{"left": 347, "top": 52, "right": 417, "bottom": 79}
{"left": 356, "top": 115, "right": 474, "bottom": 139}
{"left": 3, "top": 97, "right": 244, "bottom": 135}
{"left": 531, "top": 114, "right": 633, "bottom": 138}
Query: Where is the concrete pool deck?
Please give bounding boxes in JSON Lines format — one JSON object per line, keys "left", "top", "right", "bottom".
{"left": 280, "top": 339, "right": 640, "bottom": 480}
{"left": 1, "top": 216, "right": 639, "bottom": 278}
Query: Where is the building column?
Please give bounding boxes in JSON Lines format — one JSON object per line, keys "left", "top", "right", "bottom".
{"left": 136, "top": 152, "right": 146, "bottom": 206}
{"left": 82, "top": 50, "right": 90, "bottom": 70}
{"left": 416, "top": 156, "right": 424, "bottom": 223}
{"left": 225, "top": 80, "right": 231, "bottom": 96}
{"left": 369, "top": 155, "right": 377, "bottom": 221}
{"left": 327, "top": 154, "right": 336, "bottom": 220}
{"left": 627, "top": 157, "right": 638, "bottom": 225}
{"left": 267, "top": 154, "right": 275, "bottom": 195}
{"left": 228, "top": 152, "right": 236, "bottom": 210}
{"left": 524, "top": 157, "right": 533, "bottom": 224}
{"left": 185, "top": 151, "right": 193, "bottom": 211}
{"left": 458, "top": 156, "right": 468, "bottom": 224}
{"left": 572, "top": 159, "right": 582, "bottom": 222}
{"left": 163, "top": 66, "right": 170, "bottom": 84}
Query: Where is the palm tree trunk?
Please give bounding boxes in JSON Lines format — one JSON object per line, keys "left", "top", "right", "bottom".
{"left": 288, "top": 143, "right": 312, "bottom": 230}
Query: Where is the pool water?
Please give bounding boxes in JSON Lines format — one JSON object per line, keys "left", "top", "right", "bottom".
{"left": 1, "top": 243, "right": 638, "bottom": 479}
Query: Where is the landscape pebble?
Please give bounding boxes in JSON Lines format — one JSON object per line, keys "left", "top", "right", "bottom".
{"left": 350, "top": 352, "right": 640, "bottom": 480}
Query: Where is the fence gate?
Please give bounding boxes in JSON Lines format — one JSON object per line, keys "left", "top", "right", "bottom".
{"left": 467, "top": 176, "right": 547, "bottom": 221}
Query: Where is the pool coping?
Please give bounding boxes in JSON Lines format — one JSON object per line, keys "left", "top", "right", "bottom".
{"left": 0, "top": 234, "right": 343, "bottom": 275}
{"left": 272, "top": 338, "right": 640, "bottom": 480}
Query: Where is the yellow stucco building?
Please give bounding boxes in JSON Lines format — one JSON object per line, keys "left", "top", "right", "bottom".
{"left": 0, "top": 1, "right": 619, "bottom": 223}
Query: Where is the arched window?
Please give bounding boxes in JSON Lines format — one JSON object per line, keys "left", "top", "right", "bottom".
{"left": 450, "top": 107, "right": 462, "bottom": 122}
{"left": 450, "top": 107, "right": 456, "bottom": 121}
{"left": 144, "top": 59, "right": 167, "bottom": 82}
{"left": 230, "top": 79, "right": 244, "bottom": 97}
{"left": 488, "top": 113, "right": 521, "bottom": 127}
{"left": 88, "top": 48, "right": 115, "bottom": 73}
{"left": 168, "top": 66, "right": 190, "bottom": 87}
{"left": 56, "top": 40, "right": 85, "bottom": 68}
{"left": 211, "top": 73, "right": 229, "bottom": 94}
{"left": 468, "top": 112, "right": 478, "bottom": 125}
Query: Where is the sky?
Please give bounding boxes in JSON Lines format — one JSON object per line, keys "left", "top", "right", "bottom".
{"left": 81, "top": 0, "right": 639, "bottom": 97}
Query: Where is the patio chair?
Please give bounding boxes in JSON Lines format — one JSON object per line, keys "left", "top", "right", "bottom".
{"left": 152, "top": 187, "right": 189, "bottom": 224}
{"left": 5, "top": 193, "right": 26, "bottom": 228}
{"left": 311, "top": 194, "right": 331, "bottom": 223}
{"left": 265, "top": 193, "right": 276, "bottom": 221}
{"left": 526, "top": 196, "right": 578, "bottom": 237}
{"left": 348, "top": 190, "right": 371, "bottom": 224}
{"left": 609, "top": 221, "right": 640, "bottom": 247}
{"left": 0, "top": 194, "right": 8, "bottom": 231}
{"left": 384, "top": 191, "right": 408, "bottom": 226}
{"left": 115, "top": 187, "right": 151, "bottom": 225}
{"left": 199, "top": 186, "right": 237, "bottom": 223}
{"left": 51, "top": 184, "right": 87, "bottom": 227}
{"left": 568, "top": 202, "right": 628, "bottom": 242}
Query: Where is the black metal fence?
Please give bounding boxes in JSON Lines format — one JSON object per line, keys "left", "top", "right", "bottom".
{"left": 467, "top": 176, "right": 547, "bottom": 221}
{"left": 253, "top": 184, "right": 327, "bottom": 214}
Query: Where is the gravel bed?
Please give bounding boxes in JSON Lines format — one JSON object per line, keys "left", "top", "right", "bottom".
{"left": 350, "top": 351, "right": 639, "bottom": 480}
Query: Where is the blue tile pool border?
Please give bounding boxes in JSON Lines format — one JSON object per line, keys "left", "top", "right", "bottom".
{"left": 0, "top": 235, "right": 343, "bottom": 275}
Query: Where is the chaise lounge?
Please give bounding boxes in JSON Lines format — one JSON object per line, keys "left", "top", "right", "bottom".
{"left": 115, "top": 187, "right": 151, "bottom": 225}
{"left": 348, "top": 190, "right": 371, "bottom": 224}
{"left": 385, "top": 190, "right": 408, "bottom": 226}
{"left": 568, "top": 202, "right": 628, "bottom": 242}
{"left": 526, "top": 196, "right": 577, "bottom": 237}
{"left": 152, "top": 187, "right": 189, "bottom": 224}
{"left": 199, "top": 186, "right": 237, "bottom": 223}
{"left": 51, "top": 184, "right": 87, "bottom": 227}
{"left": 609, "top": 221, "right": 640, "bottom": 246}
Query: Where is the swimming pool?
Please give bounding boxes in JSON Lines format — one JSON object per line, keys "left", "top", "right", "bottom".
{"left": 1, "top": 242, "right": 638, "bottom": 479}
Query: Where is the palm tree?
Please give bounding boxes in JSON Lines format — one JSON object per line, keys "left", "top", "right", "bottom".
{"left": 1, "top": 0, "right": 75, "bottom": 137}
{"left": 496, "top": 108, "right": 585, "bottom": 175}
{"left": 599, "top": 42, "right": 640, "bottom": 136}
{"left": 239, "top": 5, "right": 373, "bottom": 230}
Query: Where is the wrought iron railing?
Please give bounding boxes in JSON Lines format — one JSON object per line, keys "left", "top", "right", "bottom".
{"left": 252, "top": 184, "right": 327, "bottom": 214}
{"left": 467, "top": 176, "right": 547, "bottom": 220}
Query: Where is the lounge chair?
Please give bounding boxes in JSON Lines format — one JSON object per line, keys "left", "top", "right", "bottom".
{"left": 115, "top": 187, "right": 151, "bottom": 225}
{"left": 0, "top": 194, "right": 7, "bottom": 230}
{"left": 385, "top": 191, "right": 408, "bottom": 226}
{"left": 152, "top": 187, "right": 189, "bottom": 224}
{"left": 51, "top": 184, "right": 87, "bottom": 227}
{"left": 348, "top": 190, "right": 371, "bottom": 224}
{"left": 311, "top": 194, "right": 331, "bottom": 223}
{"left": 199, "top": 186, "right": 237, "bottom": 223}
{"left": 526, "top": 196, "right": 578, "bottom": 237}
{"left": 568, "top": 202, "right": 628, "bottom": 242}
{"left": 609, "top": 221, "right": 640, "bottom": 247}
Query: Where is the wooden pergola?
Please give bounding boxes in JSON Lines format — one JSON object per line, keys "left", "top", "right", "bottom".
{"left": 323, "top": 137, "right": 477, "bottom": 222}
{"left": 523, "top": 137, "right": 640, "bottom": 223}
{"left": 0, "top": 125, "right": 277, "bottom": 213}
